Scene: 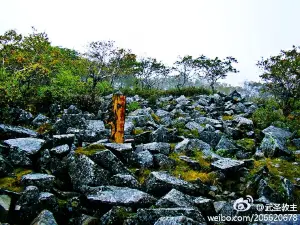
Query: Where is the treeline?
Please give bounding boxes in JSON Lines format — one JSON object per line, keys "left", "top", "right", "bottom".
{"left": 0, "top": 28, "right": 299, "bottom": 118}
{"left": 0, "top": 28, "right": 239, "bottom": 113}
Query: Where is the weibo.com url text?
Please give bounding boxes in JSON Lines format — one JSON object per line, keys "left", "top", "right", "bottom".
{"left": 207, "top": 214, "right": 298, "bottom": 223}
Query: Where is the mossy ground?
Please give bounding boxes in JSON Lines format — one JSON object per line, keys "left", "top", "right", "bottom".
{"left": 151, "top": 113, "right": 161, "bottom": 123}
{"left": 75, "top": 144, "right": 106, "bottom": 156}
{"left": 222, "top": 115, "right": 233, "bottom": 121}
{"left": 236, "top": 138, "right": 256, "bottom": 152}
{"left": 248, "top": 157, "right": 300, "bottom": 205}
{"left": 127, "top": 101, "right": 141, "bottom": 112}
{"left": 0, "top": 168, "right": 33, "bottom": 192}
{"left": 128, "top": 168, "right": 151, "bottom": 184}
{"left": 132, "top": 128, "right": 144, "bottom": 135}
{"left": 169, "top": 152, "right": 215, "bottom": 184}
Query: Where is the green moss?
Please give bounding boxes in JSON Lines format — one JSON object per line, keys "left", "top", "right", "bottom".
{"left": 195, "top": 107, "right": 206, "bottom": 115}
{"left": 151, "top": 113, "right": 160, "bottom": 123}
{"left": 236, "top": 138, "right": 256, "bottom": 152}
{"left": 173, "top": 121, "right": 186, "bottom": 129}
{"left": 170, "top": 143, "right": 176, "bottom": 151}
{"left": 57, "top": 199, "right": 67, "bottom": 207}
{"left": 222, "top": 115, "right": 233, "bottom": 121}
{"left": 216, "top": 148, "right": 231, "bottom": 157}
{"left": 127, "top": 101, "right": 140, "bottom": 112}
{"left": 136, "top": 169, "right": 151, "bottom": 184}
{"left": 132, "top": 128, "right": 144, "bottom": 135}
{"left": 168, "top": 152, "right": 214, "bottom": 184}
{"left": 0, "top": 168, "right": 33, "bottom": 192}
{"left": 287, "top": 143, "right": 297, "bottom": 151}
{"left": 248, "top": 158, "right": 300, "bottom": 203}
{"left": 75, "top": 144, "right": 106, "bottom": 156}
{"left": 190, "top": 129, "right": 200, "bottom": 138}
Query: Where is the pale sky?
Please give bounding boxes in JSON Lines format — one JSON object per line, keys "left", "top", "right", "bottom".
{"left": 1, "top": 0, "right": 300, "bottom": 86}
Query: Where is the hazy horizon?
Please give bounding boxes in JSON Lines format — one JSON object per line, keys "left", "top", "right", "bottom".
{"left": 1, "top": 0, "right": 300, "bottom": 86}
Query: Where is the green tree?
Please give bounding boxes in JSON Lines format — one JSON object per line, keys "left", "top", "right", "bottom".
{"left": 195, "top": 55, "right": 239, "bottom": 93}
{"left": 84, "top": 41, "right": 137, "bottom": 90}
{"left": 135, "top": 57, "right": 169, "bottom": 89}
{"left": 257, "top": 45, "right": 300, "bottom": 116}
{"left": 173, "top": 55, "right": 196, "bottom": 89}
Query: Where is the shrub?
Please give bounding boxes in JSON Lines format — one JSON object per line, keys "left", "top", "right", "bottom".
{"left": 252, "top": 98, "right": 285, "bottom": 130}
{"left": 127, "top": 101, "right": 140, "bottom": 112}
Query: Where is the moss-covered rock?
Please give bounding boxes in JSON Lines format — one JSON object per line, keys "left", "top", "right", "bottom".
{"left": 0, "top": 168, "right": 33, "bottom": 192}
{"left": 236, "top": 138, "right": 256, "bottom": 152}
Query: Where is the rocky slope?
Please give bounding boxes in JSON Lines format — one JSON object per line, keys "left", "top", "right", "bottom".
{"left": 0, "top": 91, "right": 299, "bottom": 225}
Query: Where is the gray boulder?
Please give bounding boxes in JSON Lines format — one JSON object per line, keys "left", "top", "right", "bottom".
{"left": 150, "top": 126, "right": 170, "bottom": 142}
{"left": 260, "top": 134, "right": 291, "bottom": 157}
{"left": 4, "top": 138, "right": 45, "bottom": 155}
{"left": 233, "top": 116, "right": 254, "bottom": 131}
{"left": 193, "top": 196, "right": 215, "bottom": 216}
{"left": 124, "top": 120, "right": 135, "bottom": 135}
{"left": 111, "top": 174, "right": 140, "bottom": 189}
{"left": 0, "top": 155, "right": 13, "bottom": 177}
{"left": 66, "top": 105, "right": 82, "bottom": 114}
{"left": 50, "top": 144, "right": 70, "bottom": 155}
{"left": 156, "top": 189, "right": 194, "bottom": 208}
{"left": 54, "top": 114, "right": 87, "bottom": 134}
{"left": 104, "top": 143, "right": 133, "bottom": 163}
{"left": 137, "top": 208, "right": 206, "bottom": 225}
{"left": 68, "top": 154, "right": 109, "bottom": 190}
{"left": 90, "top": 150, "right": 131, "bottom": 175}
{"left": 262, "top": 126, "right": 292, "bottom": 141}
{"left": 211, "top": 158, "right": 244, "bottom": 174}
{"left": 136, "top": 150, "right": 154, "bottom": 168}
{"left": 32, "top": 114, "right": 49, "bottom": 127}
{"left": 144, "top": 171, "right": 206, "bottom": 196}
{"left": 154, "top": 216, "right": 203, "bottom": 225}
{"left": 215, "top": 136, "right": 237, "bottom": 154}
{"left": 21, "top": 173, "right": 55, "bottom": 191}
{"left": 0, "top": 195, "right": 11, "bottom": 222}
{"left": 52, "top": 134, "right": 75, "bottom": 147}
{"left": 30, "top": 210, "right": 58, "bottom": 225}
{"left": 153, "top": 154, "right": 176, "bottom": 170}
{"left": 86, "top": 185, "right": 156, "bottom": 207}
{"left": 185, "top": 121, "right": 205, "bottom": 134}
{"left": 136, "top": 142, "right": 171, "bottom": 155}
{"left": 198, "top": 131, "right": 222, "bottom": 148}
{"left": 0, "top": 124, "right": 37, "bottom": 139}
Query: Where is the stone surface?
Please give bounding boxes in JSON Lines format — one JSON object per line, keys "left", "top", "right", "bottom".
{"left": 4, "top": 138, "right": 45, "bottom": 155}
{"left": 68, "top": 154, "right": 109, "bottom": 190}
{"left": 136, "top": 150, "right": 153, "bottom": 168}
{"left": 156, "top": 189, "right": 194, "bottom": 208}
{"left": 144, "top": 171, "right": 206, "bottom": 196}
{"left": 137, "top": 208, "right": 206, "bottom": 225}
{"left": 111, "top": 174, "right": 140, "bottom": 189}
{"left": 50, "top": 144, "right": 70, "bottom": 155}
{"left": 0, "top": 124, "right": 38, "bottom": 140}
{"left": 0, "top": 195, "right": 11, "bottom": 222}
{"left": 21, "top": 173, "right": 55, "bottom": 191}
{"left": 154, "top": 216, "right": 203, "bottom": 225}
{"left": 30, "top": 209, "right": 58, "bottom": 225}
{"left": 136, "top": 142, "right": 171, "bottom": 155}
{"left": 211, "top": 158, "right": 244, "bottom": 173}
{"left": 90, "top": 150, "right": 131, "bottom": 175}
{"left": 86, "top": 186, "right": 156, "bottom": 207}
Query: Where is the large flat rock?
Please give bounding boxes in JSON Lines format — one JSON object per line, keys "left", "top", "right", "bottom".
{"left": 86, "top": 186, "right": 156, "bottom": 208}
{"left": 4, "top": 138, "right": 45, "bottom": 155}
